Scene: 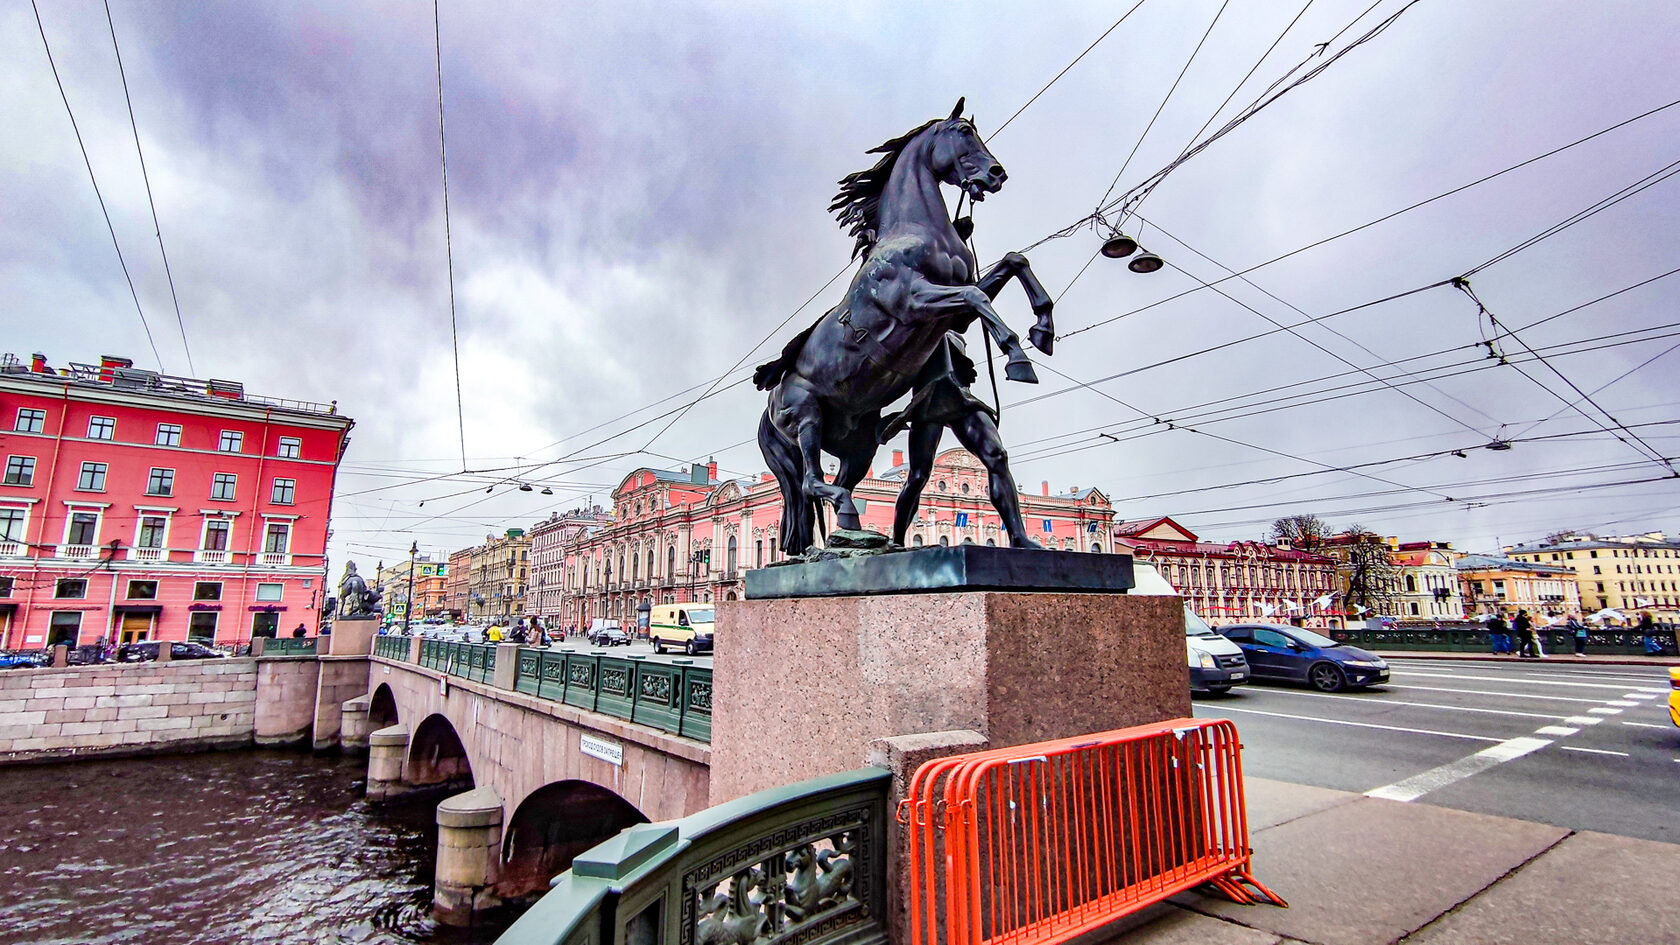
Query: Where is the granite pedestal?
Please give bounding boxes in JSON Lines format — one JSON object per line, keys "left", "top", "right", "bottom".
{"left": 709, "top": 584, "right": 1188, "bottom": 802}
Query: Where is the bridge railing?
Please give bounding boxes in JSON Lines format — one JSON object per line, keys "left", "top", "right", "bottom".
{"left": 373, "top": 635, "right": 412, "bottom": 661}
{"left": 261, "top": 637, "right": 319, "bottom": 657}
{"left": 513, "top": 648, "right": 713, "bottom": 742}
{"left": 1329, "top": 625, "right": 1677, "bottom": 656}
{"left": 417, "top": 639, "right": 498, "bottom": 684}
{"left": 495, "top": 766, "right": 890, "bottom": 945}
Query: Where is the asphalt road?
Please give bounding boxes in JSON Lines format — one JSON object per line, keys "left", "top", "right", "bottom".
{"left": 1193, "top": 657, "right": 1679, "bottom": 843}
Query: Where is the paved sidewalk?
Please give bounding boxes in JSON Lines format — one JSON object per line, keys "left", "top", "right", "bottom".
{"left": 1373, "top": 649, "right": 1680, "bottom": 667}
{"left": 1105, "top": 777, "right": 1680, "bottom": 945}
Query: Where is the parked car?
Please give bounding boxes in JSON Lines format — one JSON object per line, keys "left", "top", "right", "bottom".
{"left": 115, "top": 641, "right": 228, "bottom": 662}
{"left": 586, "top": 620, "right": 630, "bottom": 647}
{"left": 1184, "top": 607, "right": 1248, "bottom": 695}
{"left": 1217, "top": 623, "right": 1389, "bottom": 692}
{"left": 1668, "top": 667, "right": 1679, "bottom": 730}
{"left": 0, "top": 653, "right": 44, "bottom": 670}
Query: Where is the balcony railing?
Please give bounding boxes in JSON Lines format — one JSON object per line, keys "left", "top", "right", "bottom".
{"left": 59, "top": 544, "right": 98, "bottom": 560}
{"left": 0, "top": 540, "right": 24, "bottom": 557}
{"left": 129, "top": 546, "right": 166, "bottom": 562}
{"left": 197, "top": 549, "right": 230, "bottom": 565}
{"left": 259, "top": 552, "right": 292, "bottom": 567}
{"left": 514, "top": 647, "right": 713, "bottom": 742}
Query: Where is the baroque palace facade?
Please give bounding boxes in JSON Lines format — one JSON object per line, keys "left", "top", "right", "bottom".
{"left": 544, "top": 450, "right": 1116, "bottom": 631}
{"left": 1111, "top": 516, "right": 1341, "bottom": 627}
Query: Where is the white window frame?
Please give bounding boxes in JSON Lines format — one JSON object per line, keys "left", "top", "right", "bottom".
{"left": 61, "top": 507, "right": 103, "bottom": 556}
{"left": 3, "top": 455, "right": 35, "bottom": 486}
{"left": 210, "top": 472, "right": 237, "bottom": 501}
{"left": 77, "top": 461, "right": 108, "bottom": 492}
{"left": 0, "top": 505, "right": 29, "bottom": 552}
{"left": 260, "top": 519, "right": 292, "bottom": 566}
{"left": 276, "top": 436, "right": 301, "bottom": 459}
{"left": 217, "top": 430, "right": 244, "bottom": 453}
{"left": 197, "top": 514, "right": 236, "bottom": 564}
{"left": 87, "top": 416, "right": 116, "bottom": 440}
{"left": 256, "top": 582, "right": 284, "bottom": 602}
{"left": 14, "top": 408, "right": 45, "bottom": 434}
{"left": 271, "top": 478, "right": 296, "bottom": 505}
{"left": 130, "top": 511, "right": 174, "bottom": 563}
{"left": 145, "top": 467, "right": 175, "bottom": 497}
{"left": 155, "top": 422, "right": 183, "bottom": 447}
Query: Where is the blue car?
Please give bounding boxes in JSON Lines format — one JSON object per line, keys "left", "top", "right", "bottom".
{"left": 1218, "top": 623, "right": 1389, "bottom": 692}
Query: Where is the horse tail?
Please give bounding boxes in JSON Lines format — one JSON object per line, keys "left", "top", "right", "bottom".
{"left": 758, "top": 410, "right": 811, "bottom": 555}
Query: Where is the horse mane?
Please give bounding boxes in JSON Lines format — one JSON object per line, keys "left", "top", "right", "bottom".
{"left": 829, "top": 118, "right": 942, "bottom": 260}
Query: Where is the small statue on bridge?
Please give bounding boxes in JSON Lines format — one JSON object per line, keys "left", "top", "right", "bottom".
{"left": 337, "top": 561, "right": 383, "bottom": 618}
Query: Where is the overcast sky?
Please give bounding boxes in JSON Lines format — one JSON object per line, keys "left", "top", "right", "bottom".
{"left": 6, "top": 0, "right": 1679, "bottom": 570}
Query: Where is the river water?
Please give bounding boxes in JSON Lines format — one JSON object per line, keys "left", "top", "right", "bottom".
{"left": 0, "top": 750, "right": 521, "bottom": 945}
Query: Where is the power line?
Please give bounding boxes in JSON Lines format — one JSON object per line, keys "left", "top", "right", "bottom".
{"left": 30, "top": 0, "right": 165, "bottom": 372}
{"left": 991, "top": 0, "right": 1150, "bottom": 138}
{"left": 433, "top": 0, "right": 467, "bottom": 470}
{"left": 103, "top": 0, "right": 193, "bottom": 375}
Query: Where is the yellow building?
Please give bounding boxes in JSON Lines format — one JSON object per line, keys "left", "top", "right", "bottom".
{"left": 465, "top": 528, "right": 531, "bottom": 623}
{"left": 1456, "top": 554, "right": 1581, "bottom": 618}
{"left": 1506, "top": 533, "right": 1680, "bottom": 621}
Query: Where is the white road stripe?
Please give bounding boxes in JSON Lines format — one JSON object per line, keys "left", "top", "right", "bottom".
{"left": 1365, "top": 736, "right": 1552, "bottom": 802}
{"left": 1589, "top": 707, "right": 1624, "bottom": 715}
{"left": 1606, "top": 700, "right": 1639, "bottom": 707}
{"left": 1561, "top": 746, "right": 1629, "bottom": 757}
{"left": 1393, "top": 684, "right": 1612, "bottom": 704}
{"left": 1393, "top": 671, "right": 1666, "bottom": 692}
{"left": 1253, "top": 688, "right": 1571, "bottom": 721}
{"left": 1563, "top": 716, "right": 1604, "bottom": 725}
{"left": 1623, "top": 721, "right": 1668, "bottom": 729}
{"left": 1624, "top": 693, "right": 1659, "bottom": 700}
{"left": 1195, "top": 705, "right": 1502, "bottom": 742}
{"left": 1534, "top": 725, "right": 1579, "bottom": 736}
{"left": 1382, "top": 663, "right": 1663, "bottom": 682}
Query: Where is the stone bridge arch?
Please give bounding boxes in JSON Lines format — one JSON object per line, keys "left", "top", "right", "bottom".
{"left": 407, "top": 712, "right": 475, "bottom": 791}
{"left": 368, "top": 683, "right": 399, "bottom": 729}
{"left": 499, "top": 780, "right": 650, "bottom": 898}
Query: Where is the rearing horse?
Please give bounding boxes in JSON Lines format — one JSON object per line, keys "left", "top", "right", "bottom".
{"left": 755, "top": 100, "right": 1054, "bottom": 555}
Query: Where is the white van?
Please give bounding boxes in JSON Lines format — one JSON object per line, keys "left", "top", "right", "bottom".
{"left": 1128, "top": 563, "right": 1249, "bottom": 695}
{"left": 649, "top": 604, "right": 715, "bottom": 655}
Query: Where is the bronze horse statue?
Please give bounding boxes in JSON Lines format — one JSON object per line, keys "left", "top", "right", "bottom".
{"left": 755, "top": 99, "right": 1054, "bottom": 554}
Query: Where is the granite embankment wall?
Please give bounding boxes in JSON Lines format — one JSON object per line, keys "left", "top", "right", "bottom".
{"left": 0, "top": 655, "right": 334, "bottom": 764}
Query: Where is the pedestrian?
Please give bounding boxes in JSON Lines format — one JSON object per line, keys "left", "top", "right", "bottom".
{"left": 1513, "top": 609, "right": 1541, "bottom": 659}
{"left": 292, "top": 623, "right": 307, "bottom": 639}
{"left": 1639, "top": 610, "right": 1660, "bottom": 655}
{"left": 1567, "top": 614, "right": 1587, "bottom": 655}
{"left": 1487, "top": 612, "right": 1510, "bottom": 655}
{"left": 488, "top": 624, "right": 504, "bottom": 643}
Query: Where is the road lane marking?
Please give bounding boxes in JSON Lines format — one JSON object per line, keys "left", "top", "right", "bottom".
{"left": 1393, "top": 684, "right": 1610, "bottom": 704}
{"left": 1392, "top": 671, "right": 1666, "bottom": 692}
{"left": 1364, "top": 736, "right": 1552, "bottom": 802}
{"left": 1560, "top": 746, "right": 1629, "bottom": 757}
{"left": 1534, "top": 725, "right": 1579, "bottom": 736}
{"left": 1623, "top": 721, "right": 1668, "bottom": 728}
{"left": 1588, "top": 707, "right": 1624, "bottom": 715}
{"left": 1252, "top": 688, "right": 1571, "bottom": 720}
{"left": 1606, "top": 700, "right": 1639, "bottom": 707}
{"left": 1383, "top": 663, "right": 1664, "bottom": 682}
{"left": 1623, "top": 693, "right": 1659, "bottom": 700}
{"left": 1563, "top": 716, "right": 1604, "bottom": 725}
{"left": 1195, "top": 705, "right": 1501, "bottom": 742}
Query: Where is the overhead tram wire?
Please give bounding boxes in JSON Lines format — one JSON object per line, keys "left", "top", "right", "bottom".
{"left": 1138, "top": 215, "right": 1498, "bottom": 437}
{"left": 433, "top": 0, "right": 467, "bottom": 471}
{"left": 31, "top": 0, "right": 166, "bottom": 373}
{"left": 991, "top": 0, "right": 1150, "bottom": 138}
{"left": 1510, "top": 339, "right": 1680, "bottom": 443}
{"left": 1093, "top": 0, "right": 1233, "bottom": 213}
{"left": 103, "top": 1, "right": 193, "bottom": 375}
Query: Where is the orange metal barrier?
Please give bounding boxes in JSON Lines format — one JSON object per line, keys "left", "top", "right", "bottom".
{"left": 901, "top": 718, "right": 1283, "bottom": 945}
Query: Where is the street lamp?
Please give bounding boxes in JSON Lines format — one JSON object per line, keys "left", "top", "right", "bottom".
{"left": 403, "top": 541, "right": 418, "bottom": 636}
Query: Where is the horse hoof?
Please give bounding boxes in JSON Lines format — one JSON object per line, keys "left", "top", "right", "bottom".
{"left": 1005, "top": 360, "right": 1039, "bottom": 384}
{"left": 1029, "top": 327, "right": 1053, "bottom": 356}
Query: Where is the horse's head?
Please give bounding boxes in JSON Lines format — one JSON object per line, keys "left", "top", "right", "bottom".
{"left": 928, "top": 98, "right": 1005, "bottom": 202}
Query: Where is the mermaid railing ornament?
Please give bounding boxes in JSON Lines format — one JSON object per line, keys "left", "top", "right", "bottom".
{"left": 755, "top": 99, "right": 1056, "bottom": 558}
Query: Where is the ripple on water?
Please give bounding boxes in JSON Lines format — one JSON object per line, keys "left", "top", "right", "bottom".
{"left": 0, "top": 750, "right": 517, "bottom": 944}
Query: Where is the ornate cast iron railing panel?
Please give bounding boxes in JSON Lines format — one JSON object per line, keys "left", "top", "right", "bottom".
{"left": 373, "top": 635, "right": 410, "bottom": 661}
{"left": 1329, "top": 626, "right": 1675, "bottom": 656}
{"left": 494, "top": 767, "right": 890, "bottom": 945}
{"left": 263, "top": 637, "right": 318, "bottom": 656}
{"left": 511, "top": 648, "right": 713, "bottom": 743}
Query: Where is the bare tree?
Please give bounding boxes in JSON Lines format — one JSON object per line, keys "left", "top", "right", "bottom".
{"left": 1338, "top": 524, "right": 1400, "bottom": 615}
{"left": 1270, "top": 513, "right": 1331, "bottom": 549}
